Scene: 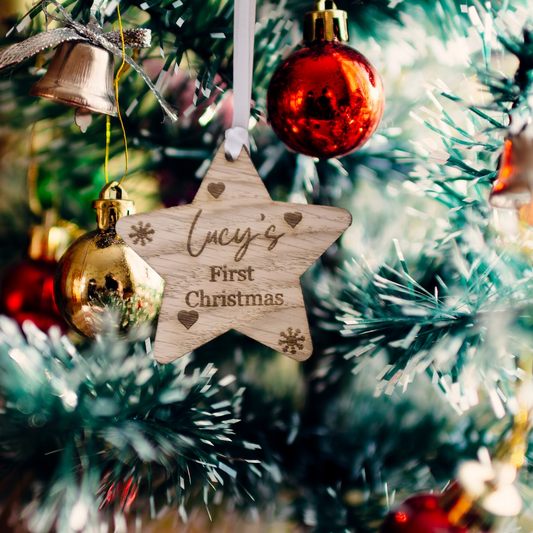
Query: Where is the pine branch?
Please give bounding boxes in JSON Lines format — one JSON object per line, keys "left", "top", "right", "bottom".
{"left": 0, "top": 316, "right": 260, "bottom": 531}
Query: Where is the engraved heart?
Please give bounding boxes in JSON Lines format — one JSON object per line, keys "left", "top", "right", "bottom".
{"left": 178, "top": 310, "right": 199, "bottom": 330}
{"left": 284, "top": 212, "right": 302, "bottom": 228}
{"left": 208, "top": 182, "right": 225, "bottom": 198}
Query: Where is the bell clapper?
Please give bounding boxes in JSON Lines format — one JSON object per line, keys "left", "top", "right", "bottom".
{"left": 74, "top": 108, "right": 93, "bottom": 133}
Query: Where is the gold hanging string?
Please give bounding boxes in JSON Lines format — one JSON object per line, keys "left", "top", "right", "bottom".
{"left": 505, "top": 407, "right": 530, "bottom": 469}
{"left": 104, "top": 115, "right": 111, "bottom": 183}
{"left": 494, "top": 356, "right": 533, "bottom": 469}
{"left": 28, "top": 123, "right": 42, "bottom": 216}
{"left": 104, "top": 3, "right": 129, "bottom": 185}
{"left": 115, "top": 3, "right": 129, "bottom": 184}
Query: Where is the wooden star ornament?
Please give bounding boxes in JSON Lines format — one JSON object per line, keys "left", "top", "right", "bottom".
{"left": 116, "top": 144, "right": 352, "bottom": 363}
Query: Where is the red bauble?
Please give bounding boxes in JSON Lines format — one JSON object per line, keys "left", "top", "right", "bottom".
{"left": 0, "top": 258, "right": 65, "bottom": 331}
{"left": 101, "top": 477, "right": 139, "bottom": 509}
{"left": 267, "top": 40, "right": 385, "bottom": 159}
{"left": 380, "top": 495, "right": 469, "bottom": 533}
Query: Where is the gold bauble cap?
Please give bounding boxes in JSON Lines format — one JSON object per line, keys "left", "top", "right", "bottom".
{"left": 92, "top": 181, "right": 135, "bottom": 232}
{"left": 303, "top": 0, "right": 349, "bottom": 43}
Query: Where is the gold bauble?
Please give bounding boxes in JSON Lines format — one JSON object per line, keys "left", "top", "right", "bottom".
{"left": 54, "top": 182, "right": 164, "bottom": 338}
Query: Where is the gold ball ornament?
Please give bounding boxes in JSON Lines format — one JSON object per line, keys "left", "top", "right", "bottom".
{"left": 54, "top": 182, "right": 164, "bottom": 338}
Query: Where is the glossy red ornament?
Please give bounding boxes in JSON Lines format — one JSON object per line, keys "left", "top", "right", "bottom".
{"left": 380, "top": 494, "right": 469, "bottom": 533}
{"left": 0, "top": 258, "right": 65, "bottom": 331}
{"left": 489, "top": 133, "right": 533, "bottom": 208}
{"left": 267, "top": 40, "right": 384, "bottom": 159}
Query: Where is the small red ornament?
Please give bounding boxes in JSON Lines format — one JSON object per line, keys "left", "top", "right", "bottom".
{"left": 379, "top": 458, "right": 525, "bottom": 533}
{"left": 0, "top": 258, "right": 63, "bottom": 331}
{"left": 267, "top": 0, "right": 384, "bottom": 159}
{"left": 0, "top": 211, "right": 70, "bottom": 331}
{"left": 380, "top": 494, "right": 468, "bottom": 533}
{"left": 489, "top": 132, "right": 533, "bottom": 209}
{"left": 101, "top": 477, "right": 139, "bottom": 510}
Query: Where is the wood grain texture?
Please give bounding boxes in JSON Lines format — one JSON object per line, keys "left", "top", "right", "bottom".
{"left": 116, "top": 143, "right": 352, "bottom": 364}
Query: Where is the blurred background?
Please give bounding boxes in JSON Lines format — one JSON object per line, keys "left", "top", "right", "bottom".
{"left": 1, "top": 0, "right": 533, "bottom": 532}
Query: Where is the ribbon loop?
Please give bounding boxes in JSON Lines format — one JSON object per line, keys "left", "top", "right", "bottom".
{"left": 225, "top": 127, "right": 250, "bottom": 162}
{"left": 225, "top": 0, "right": 256, "bottom": 161}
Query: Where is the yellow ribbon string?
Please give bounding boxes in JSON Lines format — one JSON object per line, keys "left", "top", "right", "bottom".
{"left": 28, "top": 123, "right": 42, "bottom": 215}
{"left": 104, "top": 115, "right": 111, "bottom": 183}
{"left": 115, "top": 3, "right": 129, "bottom": 184}
{"left": 494, "top": 355, "right": 533, "bottom": 469}
{"left": 104, "top": 4, "right": 129, "bottom": 185}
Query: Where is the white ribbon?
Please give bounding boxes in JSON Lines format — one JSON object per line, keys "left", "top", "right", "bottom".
{"left": 225, "top": 0, "right": 256, "bottom": 161}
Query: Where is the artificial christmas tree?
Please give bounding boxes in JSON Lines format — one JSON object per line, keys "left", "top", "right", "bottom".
{"left": 1, "top": 0, "right": 533, "bottom": 532}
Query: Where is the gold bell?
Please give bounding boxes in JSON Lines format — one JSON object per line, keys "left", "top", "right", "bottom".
{"left": 30, "top": 41, "right": 118, "bottom": 117}
{"left": 489, "top": 134, "right": 533, "bottom": 209}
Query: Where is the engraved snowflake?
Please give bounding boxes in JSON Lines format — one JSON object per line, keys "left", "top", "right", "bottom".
{"left": 129, "top": 221, "right": 155, "bottom": 246}
{"left": 278, "top": 327, "right": 305, "bottom": 355}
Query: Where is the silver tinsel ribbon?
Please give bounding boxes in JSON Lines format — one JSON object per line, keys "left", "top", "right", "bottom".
{"left": 0, "top": 0, "right": 177, "bottom": 121}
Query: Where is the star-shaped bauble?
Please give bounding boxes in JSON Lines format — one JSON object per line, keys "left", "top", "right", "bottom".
{"left": 116, "top": 144, "right": 352, "bottom": 363}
